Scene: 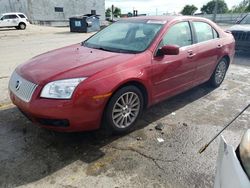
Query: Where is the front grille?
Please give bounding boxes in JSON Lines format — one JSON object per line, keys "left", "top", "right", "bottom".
{"left": 231, "top": 31, "right": 250, "bottom": 41}
{"left": 9, "top": 71, "right": 38, "bottom": 102}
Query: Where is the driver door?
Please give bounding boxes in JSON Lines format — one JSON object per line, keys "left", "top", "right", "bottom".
{"left": 151, "top": 21, "right": 199, "bottom": 102}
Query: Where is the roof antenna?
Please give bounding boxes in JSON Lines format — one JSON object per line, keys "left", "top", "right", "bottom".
{"left": 199, "top": 103, "right": 250, "bottom": 154}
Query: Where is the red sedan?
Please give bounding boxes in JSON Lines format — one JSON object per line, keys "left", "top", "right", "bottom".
{"left": 9, "top": 16, "right": 235, "bottom": 133}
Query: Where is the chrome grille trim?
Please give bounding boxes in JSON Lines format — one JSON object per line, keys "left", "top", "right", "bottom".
{"left": 9, "top": 72, "right": 38, "bottom": 102}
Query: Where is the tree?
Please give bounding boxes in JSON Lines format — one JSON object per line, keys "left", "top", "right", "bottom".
{"left": 105, "top": 8, "right": 111, "bottom": 17}
{"left": 113, "top": 7, "right": 121, "bottom": 17}
{"left": 181, "top": 5, "right": 198, "bottom": 15}
{"left": 201, "top": 0, "right": 228, "bottom": 14}
{"left": 230, "top": 0, "right": 250, "bottom": 13}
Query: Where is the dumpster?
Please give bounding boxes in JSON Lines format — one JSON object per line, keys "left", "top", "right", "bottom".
{"left": 69, "top": 14, "right": 100, "bottom": 33}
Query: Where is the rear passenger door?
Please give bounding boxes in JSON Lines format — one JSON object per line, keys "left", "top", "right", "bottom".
{"left": 191, "top": 21, "right": 222, "bottom": 84}
{"left": 8, "top": 14, "right": 19, "bottom": 26}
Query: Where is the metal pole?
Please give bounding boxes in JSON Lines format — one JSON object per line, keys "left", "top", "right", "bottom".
{"left": 111, "top": 5, "right": 114, "bottom": 22}
{"left": 213, "top": 0, "right": 218, "bottom": 22}
{"left": 199, "top": 103, "right": 250, "bottom": 154}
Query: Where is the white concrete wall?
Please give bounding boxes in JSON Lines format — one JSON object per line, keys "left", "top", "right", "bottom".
{"left": 0, "top": 0, "right": 29, "bottom": 15}
{"left": 0, "top": 0, "right": 105, "bottom": 26}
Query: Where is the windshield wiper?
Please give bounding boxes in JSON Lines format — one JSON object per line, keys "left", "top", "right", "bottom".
{"left": 83, "top": 43, "right": 138, "bottom": 54}
{"left": 94, "top": 47, "right": 115, "bottom": 52}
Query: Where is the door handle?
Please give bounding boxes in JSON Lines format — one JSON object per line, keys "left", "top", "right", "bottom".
{"left": 187, "top": 50, "right": 196, "bottom": 58}
{"left": 217, "top": 44, "right": 223, "bottom": 49}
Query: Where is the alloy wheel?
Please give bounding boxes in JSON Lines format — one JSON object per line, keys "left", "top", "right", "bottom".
{"left": 112, "top": 92, "right": 140, "bottom": 128}
{"left": 215, "top": 60, "right": 227, "bottom": 85}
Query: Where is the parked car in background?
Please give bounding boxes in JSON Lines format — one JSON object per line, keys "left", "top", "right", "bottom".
{"left": 228, "top": 14, "right": 250, "bottom": 51}
{"left": 9, "top": 16, "right": 235, "bottom": 133}
{"left": 0, "top": 12, "right": 29, "bottom": 30}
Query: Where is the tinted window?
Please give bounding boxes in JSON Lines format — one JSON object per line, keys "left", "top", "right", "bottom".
{"left": 240, "top": 15, "right": 250, "bottom": 24}
{"left": 1, "top": 15, "right": 9, "bottom": 20}
{"left": 162, "top": 22, "right": 192, "bottom": 47}
{"left": 18, "top": 14, "right": 26, "bottom": 18}
{"left": 55, "top": 7, "right": 63, "bottom": 12}
{"left": 9, "top": 15, "right": 18, "bottom": 19}
{"left": 193, "top": 22, "right": 214, "bottom": 42}
{"left": 2, "top": 15, "right": 17, "bottom": 19}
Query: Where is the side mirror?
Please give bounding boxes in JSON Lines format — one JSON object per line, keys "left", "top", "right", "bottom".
{"left": 158, "top": 45, "right": 180, "bottom": 56}
{"left": 0, "top": 17, "right": 3, "bottom": 21}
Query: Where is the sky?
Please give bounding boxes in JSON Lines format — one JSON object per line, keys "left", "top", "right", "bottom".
{"left": 105, "top": 0, "right": 243, "bottom": 15}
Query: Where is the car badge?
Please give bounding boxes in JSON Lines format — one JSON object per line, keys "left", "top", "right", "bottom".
{"left": 15, "top": 80, "right": 21, "bottom": 91}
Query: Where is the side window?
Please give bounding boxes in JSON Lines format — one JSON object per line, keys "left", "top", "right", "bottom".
{"left": 2, "top": 15, "right": 10, "bottom": 20}
{"left": 161, "top": 22, "right": 192, "bottom": 47}
{"left": 9, "top": 15, "right": 18, "bottom": 19}
{"left": 55, "top": 7, "right": 64, "bottom": 12}
{"left": 193, "top": 22, "right": 214, "bottom": 42}
{"left": 18, "top": 14, "right": 26, "bottom": 18}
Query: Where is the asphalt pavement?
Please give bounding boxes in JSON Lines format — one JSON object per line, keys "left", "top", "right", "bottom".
{"left": 0, "top": 25, "right": 250, "bottom": 188}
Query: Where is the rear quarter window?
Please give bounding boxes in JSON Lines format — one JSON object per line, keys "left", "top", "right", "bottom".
{"left": 18, "top": 14, "right": 26, "bottom": 18}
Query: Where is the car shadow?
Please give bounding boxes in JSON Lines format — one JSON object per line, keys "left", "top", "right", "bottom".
{"left": 0, "top": 83, "right": 215, "bottom": 187}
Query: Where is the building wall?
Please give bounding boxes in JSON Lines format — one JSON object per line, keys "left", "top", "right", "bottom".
{"left": 0, "top": 0, "right": 105, "bottom": 26}
{"left": 0, "top": 0, "right": 29, "bottom": 15}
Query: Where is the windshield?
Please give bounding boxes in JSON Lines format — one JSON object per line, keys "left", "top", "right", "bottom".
{"left": 83, "top": 20, "right": 164, "bottom": 53}
{"left": 240, "top": 15, "right": 250, "bottom": 24}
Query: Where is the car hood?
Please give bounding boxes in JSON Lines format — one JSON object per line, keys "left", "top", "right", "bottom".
{"left": 228, "top": 24, "right": 250, "bottom": 32}
{"left": 16, "top": 44, "right": 136, "bottom": 84}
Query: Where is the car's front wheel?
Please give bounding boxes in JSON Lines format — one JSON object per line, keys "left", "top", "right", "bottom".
{"left": 209, "top": 58, "right": 228, "bottom": 87}
{"left": 105, "top": 86, "right": 144, "bottom": 134}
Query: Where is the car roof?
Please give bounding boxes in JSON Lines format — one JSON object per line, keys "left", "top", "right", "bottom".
{"left": 123, "top": 15, "right": 211, "bottom": 23}
{"left": 2, "top": 12, "right": 26, "bottom": 16}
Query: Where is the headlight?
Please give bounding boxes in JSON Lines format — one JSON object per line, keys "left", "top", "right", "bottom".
{"left": 40, "top": 78, "right": 86, "bottom": 99}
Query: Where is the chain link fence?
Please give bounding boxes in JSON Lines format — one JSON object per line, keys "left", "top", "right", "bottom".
{"left": 196, "top": 13, "right": 249, "bottom": 24}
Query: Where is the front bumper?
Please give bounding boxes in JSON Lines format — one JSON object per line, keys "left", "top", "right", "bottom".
{"left": 9, "top": 89, "right": 106, "bottom": 132}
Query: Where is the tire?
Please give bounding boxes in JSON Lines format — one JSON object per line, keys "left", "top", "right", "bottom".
{"left": 209, "top": 58, "right": 228, "bottom": 88}
{"left": 18, "top": 23, "right": 26, "bottom": 30}
{"left": 105, "top": 86, "right": 144, "bottom": 134}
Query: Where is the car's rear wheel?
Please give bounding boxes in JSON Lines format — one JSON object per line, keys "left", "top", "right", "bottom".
{"left": 105, "top": 86, "right": 144, "bottom": 134}
{"left": 18, "top": 23, "right": 26, "bottom": 30}
{"left": 209, "top": 58, "right": 228, "bottom": 87}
